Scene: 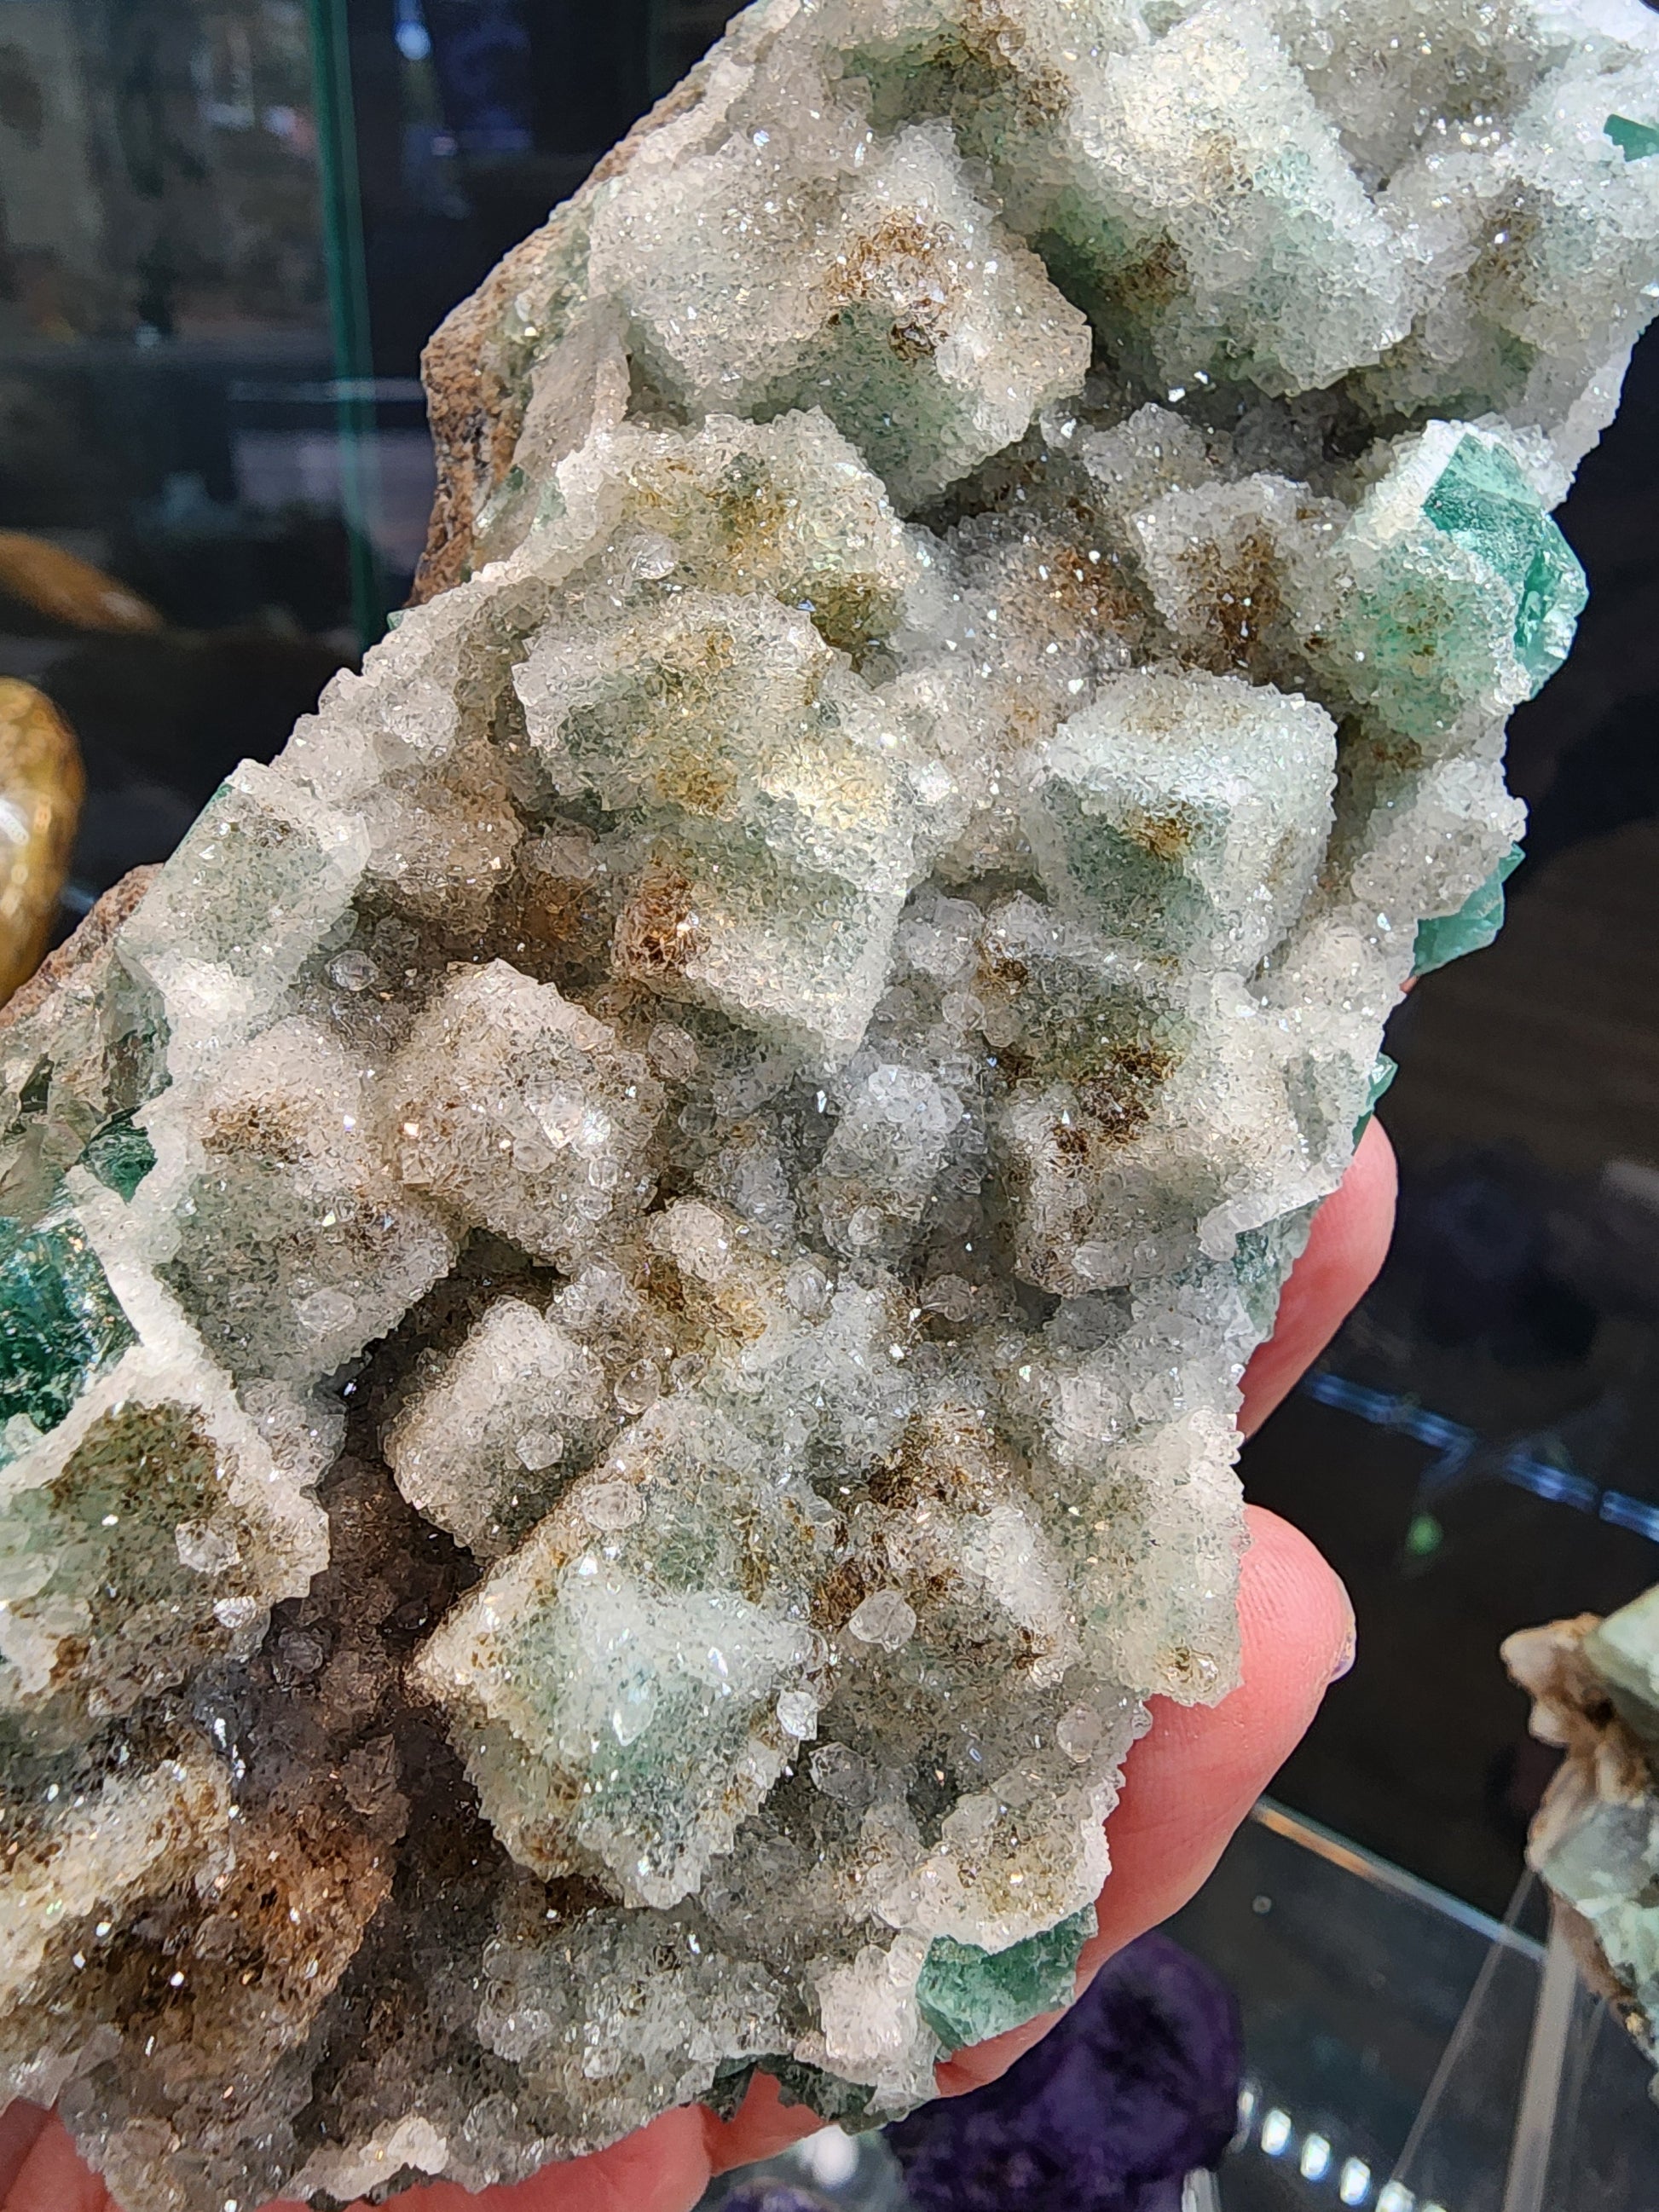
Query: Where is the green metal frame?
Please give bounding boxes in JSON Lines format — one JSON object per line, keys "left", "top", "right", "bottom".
{"left": 304, "top": 0, "right": 390, "bottom": 648}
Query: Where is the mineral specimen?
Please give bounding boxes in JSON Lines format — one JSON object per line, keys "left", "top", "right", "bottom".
{"left": 1505, "top": 1588, "right": 1659, "bottom": 2093}
{"left": 3, "top": 2, "right": 1658, "bottom": 2204}
{"left": 886, "top": 1928, "right": 1241, "bottom": 2212}
{"left": 0, "top": 681, "right": 82, "bottom": 1003}
{"left": 716, "top": 2186, "right": 839, "bottom": 2212}
{"left": 0, "top": 535, "right": 162, "bottom": 638}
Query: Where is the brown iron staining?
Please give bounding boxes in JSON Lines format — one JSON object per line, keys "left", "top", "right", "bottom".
{"left": 866, "top": 1402, "right": 1009, "bottom": 1517}
{"left": 199, "top": 1092, "right": 313, "bottom": 1168}
{"left": 1117, "top": 806, "right": 1197, "bottom": 865}
{"left": 164, "top": 1802, "right": 396, "bottom": 2052}
{"left": 811, "top": 1555, "right": 870, "bottom": 1634}
{"left": 633, "top": 443, "right": 808, "bottom": 601}
{"left": 1194, "top": 129, "right": 1256, "bottom": 206}
{"left": 51, "top": 1405, "right": 228, "bottom": 1637}
{"left": 1055, "top": 1034, "right": 1177, "bottom": 1157}
{"left": 829, "top": 212, "right": 955, "bottom": 300}
{"left": 824, "top": 211, "right": 958, "bottom": 366}
{"left": 641, "top": 629, "right": 745, "bottom": 817}
{"left": 1110, "top": 234, "right": 1191, "bottom": 322}
{"left": 804, "top": 575, "right": 906, "bottom": 662}
{"left": 568, "top": 627, "right": 745, "bottom": 822}
{"left": 981, "top": 952, "right": 1029, "bottom": 992}
{"left": 707, "top": 453, "right": 798, "bottom": 579}
{"left": 1156, "top": 1642, "right": 1222, "bottom": 1698}
{"left": 993, "top": 518, "right": 1151, "bottom": 661}
{"left": 0, "top": 865, "right": 156, "bottom": 1042}
{"left": 863, "top": 1, "right": 1068, "bottom": 140}
{"left": 1471, "top": 191, "right": 1545, "bottom": 320}
{"left": 887, "top": 315, "right": 940, "bottom": 364}
{"left": 845, "top": 1406, "right": 1057, "bottom": 1682}
{"left": 612, "top": 862, "right": 702, "bottom": 979}
{"left": 1176, "top": 524, "right": 1290, "bottom": 680}
{"left": 640, "top": 453, "right": 905, "bottom": 664}
{"left": 416, "top": 29, "right": 736, "bottom": 604}
{"left": 956, "top": 0, "right": 1069, "bottom": 128}
{"left": 0, "top": 1801, "right": 391, "bottom": 2139}
{"left": 653, "top": 751, "right": 741, "bottom": 820}
{"left": 509, "top": 863, "right": 619, "bottom": 986}
{"left": 73, "top": 1464, "right": 463, "bottom": 2105}
{"left": 1358, "top": 732, "right": 1428, "bottom": 775}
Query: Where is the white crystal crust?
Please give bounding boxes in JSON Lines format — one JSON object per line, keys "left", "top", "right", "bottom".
{"left": 1, "top": 0, "right": 1655, "bottom": 2203}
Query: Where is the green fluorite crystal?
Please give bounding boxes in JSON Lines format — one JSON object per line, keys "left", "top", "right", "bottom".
{"left": 1232, "top": 1203, "right": 1321, "bottom": 1337}
{"left": 1606, "top": 113, "right": 1659, "bottom": 159}
{"left": 3, "top": 0, "right": 1658, "bottom": 2203}
{"left": 77, "top": 1113, "right": 156, "bottom": 1203}
{"left": 1423, "top": 438, "right": 1587, "bottom": 689}
{"left": 1413, "top": 847, "right": 1524, "bottom": 979}
{"left": 1355, "top": 1053, "right": 1398, "bottom": 1141}
{"left": 916, "top": 1908, "right": 1098, "bottom": 2052}
{"left": 0, "top": 1206, "right": 134, "bottom": 1456}
{"left": 1319, "top": 422, "right": 1587, "bottom": 747}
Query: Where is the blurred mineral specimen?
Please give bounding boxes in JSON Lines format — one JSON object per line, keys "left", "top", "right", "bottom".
{"left": 1505, "top": 1588, "right": 1659, "bottom": 2090}
{"left": 0, "top": 680, "right": 83, "bottom": 1002}
{"left": 3, "top": 2, "right": 1658, "bottom": 2205}
{"left": 0, "top": 534, "right": 162, "bottom": 637}
{"left": 716, "top": 2185, "right": 840, "bottom": 2212}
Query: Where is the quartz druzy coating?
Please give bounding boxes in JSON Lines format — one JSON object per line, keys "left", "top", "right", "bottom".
{"left": 3, "top": 3, "right": 1659, "bottom": 2205}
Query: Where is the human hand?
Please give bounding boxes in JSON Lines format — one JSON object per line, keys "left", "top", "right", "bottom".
{"left": 0, "top": 1119, "right": 1397, "bottom": 2212}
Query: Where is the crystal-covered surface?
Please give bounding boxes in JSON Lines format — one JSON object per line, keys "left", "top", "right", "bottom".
{"left": 3, "top": 2, "right": 1659, "bottom": 2203}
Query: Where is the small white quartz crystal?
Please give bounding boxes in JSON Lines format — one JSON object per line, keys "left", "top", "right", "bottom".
{"left": 3, "top": 2, "right": 1658, "bottom": 2204}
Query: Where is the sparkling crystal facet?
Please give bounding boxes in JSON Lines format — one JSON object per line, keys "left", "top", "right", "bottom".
{"left": 3, "top": 1, "right": 1658, "bottom": 2202}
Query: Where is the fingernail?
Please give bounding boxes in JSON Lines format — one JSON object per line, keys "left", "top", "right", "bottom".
{"left": 1329, "top": 1614, "right": 1358, "bottom": 1682}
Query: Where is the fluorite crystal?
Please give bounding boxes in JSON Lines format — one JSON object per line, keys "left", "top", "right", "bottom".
{"left": 3, "top": 3, "right": 1659, "bottom": 2204}
{"left": 1506, "top": 1589, "right": 1659, "bottom": 2092}
{"left": 886, "top": 1928, "right": 1241, "bottom": 2212}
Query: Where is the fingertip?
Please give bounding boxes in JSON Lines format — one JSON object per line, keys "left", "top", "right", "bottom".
{"left": 523, "top": 2108, "right": 713, "bottom": 2212}
{"left": 1, "top": 2117, "right": 112, "bottom": 2212}
{"left": 1241, "top": 1117, "right": 1397, "bottom": 1435}
{"left": 1350, "top": 1113, "right": 1400, "bottom": 1258}
{"left": 1132, "top": 1507, "right": 1350, "bottom": 1794}
{"left": 1237, "top": 1505, "right": 1355, "bottom": 1717}
{"left": 1349, "top": 1111, "right": 1401, "bottom": 1229}
{"left": 701, "top": 2075, "right": 821, "bottom": 2177}
{"left": 1087, "top": 1505, "right": 1350, "bottom": 1955}
{"left": 0, "top": 2105, "right": 50, "bottom": 2208}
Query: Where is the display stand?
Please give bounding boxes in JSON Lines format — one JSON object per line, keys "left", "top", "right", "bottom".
{"left": 1177, "top": 1810, "right": 1659, "bottom": 2210}
{"left": 1391, "top": 1880, "right": 1653, "bottom": 2212}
